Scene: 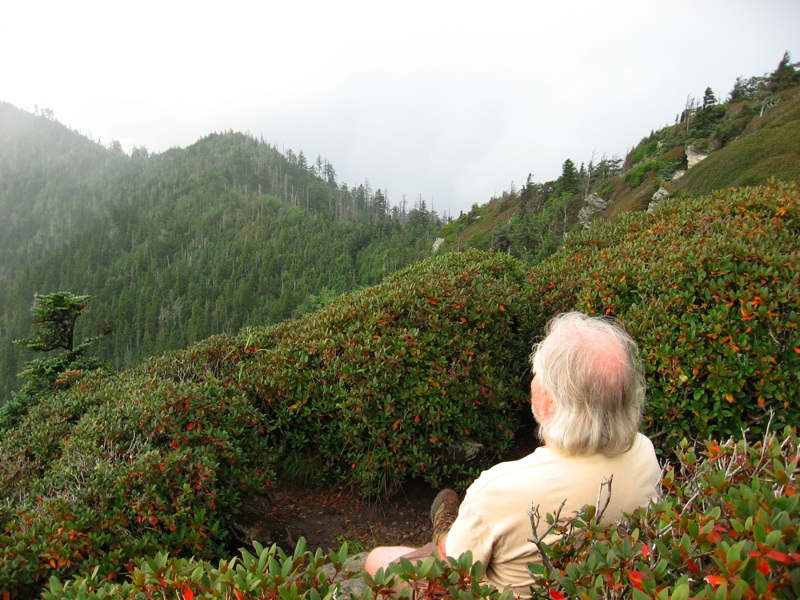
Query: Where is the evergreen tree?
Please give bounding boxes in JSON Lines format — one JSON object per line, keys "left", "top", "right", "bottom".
{"left": 15, "top": 292, "right": 92, "bottom": 353}
{"left": 0, "top": 292, "right": 110, "bottom": 431}
{"left": 767, "top": 51, "right": 800, "bottom": 93}
{"left": 555, "top": 158, "right": 580, "bottom": 196}
{"left": 702, "top": 87, "right": 717, "bottom": 109}
{"left": 323, "top": 160, "right": 337, "bottom": 187}
{"left": 727, "top": 76, "right": 766, "bottom": 103}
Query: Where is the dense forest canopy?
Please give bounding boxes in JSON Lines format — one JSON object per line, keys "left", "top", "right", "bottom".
{"left": 0, "top": 106, "right": 445, "bottom": 403}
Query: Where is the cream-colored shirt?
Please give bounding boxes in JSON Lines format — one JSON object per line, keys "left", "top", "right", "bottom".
{"left": 445, "top": 433, "right": 661, "bottom": 597}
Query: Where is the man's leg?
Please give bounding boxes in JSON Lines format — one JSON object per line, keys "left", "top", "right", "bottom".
{"left": 364, "top": 545, "right": 418, "bottom": 576}
{"left": 364, "top": 489, "right": 460, "bottom": 575}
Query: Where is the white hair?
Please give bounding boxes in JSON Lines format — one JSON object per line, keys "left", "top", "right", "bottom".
{"left": 530, "top": 312, "right": 645, "bottom": 457}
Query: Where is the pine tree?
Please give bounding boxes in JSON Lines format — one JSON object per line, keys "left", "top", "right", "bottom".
{"left": 767, "top": 51, "right": 800, "bottom": 93}
{"left": 15, "top": 292, "right": 92, "bottom": 353}
{"left": 727, "top": 76, "right": 766, "bottom": 103}
{"left": 0, "top": 292, "right": 111, "bottom": 431}
{"left": 555, "top": 159, "right": 580, "bottom": 196}
{"left": 702, "top": 87, "right": 717, "bottom": 109}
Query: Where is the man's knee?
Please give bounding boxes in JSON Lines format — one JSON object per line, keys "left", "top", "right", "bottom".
{"left": 364, "top": 545, "right": 416, "bottom": 576}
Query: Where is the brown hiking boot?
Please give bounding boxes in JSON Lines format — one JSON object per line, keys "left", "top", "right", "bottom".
{"left": 430, "top": 488, "right": 460, "bottom": 544}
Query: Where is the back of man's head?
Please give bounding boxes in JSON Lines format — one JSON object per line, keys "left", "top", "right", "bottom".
{"left": 530, "top": 312, "right": 645, "bottom": 456}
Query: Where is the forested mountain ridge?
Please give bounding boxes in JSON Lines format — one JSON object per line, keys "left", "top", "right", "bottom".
{"left": 0, "top": 103, "right": 443, "bottom": 403}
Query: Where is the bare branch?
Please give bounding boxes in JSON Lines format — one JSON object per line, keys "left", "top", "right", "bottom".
{"left": 527, "top": 498, "right": 567, "bottom": 571}
{"left": 594, "top": 475, "right": 614, "bottom": 524}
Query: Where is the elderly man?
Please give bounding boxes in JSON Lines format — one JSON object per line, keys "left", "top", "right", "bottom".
{"left": 365, "top": 312, "right": 661, "bottom": 596}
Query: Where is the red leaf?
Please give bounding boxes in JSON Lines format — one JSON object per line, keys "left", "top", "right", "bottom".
{"left": 549, "top": 590, "right": 565, "bottom": 600}
{"left": 641, "top": 544, "right": 651, "bottom": 558}
{"left": 704, "top": 574, "right": 727, "bottom": 586}
{"left": 628, "top": 571, "right": 648, "bottom": 591}
{"left": 767, "top": 550, "right": 793, "bottom": 564}
{"left": 756, "top": 558, "right": 771, "bottom": 575}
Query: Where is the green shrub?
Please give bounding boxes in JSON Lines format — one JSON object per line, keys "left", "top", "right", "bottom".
{"left": 525, "top": 181, "right": 799, "bottom": 452}
{"left": 43, "top": 538, "right": 510, "bottom": 600}
{"left": 623, "top": 161, "right": 659, "bottom": 187}
{"left": 718, "top": 114, "right": 756, "bottom": 144}
{"left": 659, "top": 145, "right": 687, "bottom": 166}
{"left": 629, "top": 137, "right": 660, "bottom": 165}
{"left": 623, "top": 160, "right": 681, "bottom": 188}
{"left": 0, "top": 371, "right": 273, "bottom": 598}
{"left": 691, "top": 104, "right": 727, "bottom": 138}
{"left": 232, "top": 249, "right": 537, "bottom": 496}
{"left": 41, "top": 425, "right": 800, "bottom": 599}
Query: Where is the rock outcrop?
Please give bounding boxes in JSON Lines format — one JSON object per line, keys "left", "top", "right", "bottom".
{"left": 648, "top": 186, "right": 671, "bottom": 212}
{"left": 578, "top": 193, "right": 610, "bottom": 229}
{"left": 686, "top": 144, "right": 710, "bottom": 168}
{"left": 320, "top": 553, "right": 369, "bottom": 596}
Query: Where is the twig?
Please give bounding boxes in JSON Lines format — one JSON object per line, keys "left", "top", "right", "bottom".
{"left": 527, "top": 498, "right": 568, "bottom": 571}
{"left": 594, "top": 475, "right": 613, "bottom": 524}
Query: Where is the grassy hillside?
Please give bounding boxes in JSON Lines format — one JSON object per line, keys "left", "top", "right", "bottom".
{"left": 678, "top": 89, "right": 800, "bottom": 196}
{"left": 436, "top": 66, "right": 800, "bottom": 261}
{"left": 605, "top": 84, "right": 800, "bottom": 216}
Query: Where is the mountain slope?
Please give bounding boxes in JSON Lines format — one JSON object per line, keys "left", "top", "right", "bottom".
{"left": 436, "top": 63, "right": 800, "bottom": 255}
{"left": 2, "top": 57, "right": 799, "bottom": 404}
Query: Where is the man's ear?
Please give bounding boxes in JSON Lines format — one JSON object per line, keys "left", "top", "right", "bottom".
{"left": 531, "top": 378, "right": 555, "bottom": 423}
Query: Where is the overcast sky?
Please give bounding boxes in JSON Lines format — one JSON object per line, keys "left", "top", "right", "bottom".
{"left": 3, "top": 1, "right": 799, "bottom": 216}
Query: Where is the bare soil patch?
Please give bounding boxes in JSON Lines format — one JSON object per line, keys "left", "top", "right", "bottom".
{"left": 253, "top": 416, "right": 538, "bottom": 554}
{"left": 266, "top": 480, "right": 436, "bottom": 553}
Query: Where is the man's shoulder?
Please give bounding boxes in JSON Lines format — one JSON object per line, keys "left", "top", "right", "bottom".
{"left": 467, "top": 448, "right": 558, "bottom": 493}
